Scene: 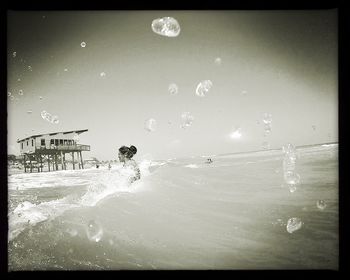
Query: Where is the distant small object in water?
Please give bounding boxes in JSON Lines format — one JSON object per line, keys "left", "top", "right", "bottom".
{"left": 96, "top": 164, "right": 99, "bottom": 169}
{"left": 206, "top": 158, "right": 213, "bottom": 164}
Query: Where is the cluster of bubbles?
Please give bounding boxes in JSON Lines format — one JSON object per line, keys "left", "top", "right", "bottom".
{"left": 282, "top": 143, "right": 301, "bottom": 192}
{"left": 286, "top": 217, "right": 303, "bottom": 233}
{"left": 145, "top": 118, "right": 157, "bottom": 132}
{"left": 168, "top": 83, "right": 178, "bottom": 95}
{"left": 181, "top": 112, "right": 194, "bottom": 129}
{"left": 151, "top": 17, "right": 181, "bottom": 37}
{"left": 195, "top": 80, "right": 213, "bottom": 97}
{"left": 86, "top": 220, "right": 103, "bottom": 242}
{"left": 41, "top": 110, "right": 59, "bottom": 124}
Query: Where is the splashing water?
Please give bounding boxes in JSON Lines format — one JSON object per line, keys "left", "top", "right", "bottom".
{"left": 180, "top": 112, "right": 194, "bottom": 129}
{"left": 151, "top": 17, "right": 181, "bottom": 37}
{"left": 195, "top": 80, "right": 213, "bottom": 97}
{"left": 286, "top": 217, "right": 303, "bottom": 233}
{"left": 168, "top": 83, "right": 178, "bottom": 95}
{"left": 145, "top": 118, "right": 157, "bottom": 132}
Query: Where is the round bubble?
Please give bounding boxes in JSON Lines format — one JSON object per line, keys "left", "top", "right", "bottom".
{"left": 86, "top": 220, "right": 103, "bottom": 242}
{"left": 64, "top": 68, "right": 68, "bottom": 72}
{"left": 100, "top": 72, "right": 106, "bottom": 77}
{"left": 168, "top": 83, "right": 178, "bottom": 95}
{"left": 195, "top": 80, "right": 213, "bottom": 97}
{"left": 316, "top": 200, "right": 327, "bottom": 210}
{"left": 286, "top": 217, "right": 303, "bottom": 233}
{"left": 289, "top": 185, "right": 297, "bottom": 193}
{"left": 7, "top": 92, "right": 12, "bottom": 97}
{"left": 181, "top": 112, "right": 194, "bottom": 128}
{"left": 151, "top": 17, "right": 181, "bottom": 37}
{"left": 39, "top": 96, "right": 43, "bottom": 100}
{"left": 18, "top": 90, "right": 23, "bottom": 96}
{"left": 145, "top": 118, "right": 157, "bottom": 132}
{"left": 81, "top": 42, "right": 86, "bottom": 48}
{"left": 10, "top": 96, "right": 14, "bottom": 100}
{"left": 284, "top": 171, "right": 300, "bottom": 185}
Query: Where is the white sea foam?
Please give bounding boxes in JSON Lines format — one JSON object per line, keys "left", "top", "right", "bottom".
{"left": 8, "top": 161, "right": 153, "bottom": 241}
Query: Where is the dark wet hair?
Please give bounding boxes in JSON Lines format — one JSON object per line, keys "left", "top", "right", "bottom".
{"left": 119, "top": 145, "right": 137, "bottom": 159}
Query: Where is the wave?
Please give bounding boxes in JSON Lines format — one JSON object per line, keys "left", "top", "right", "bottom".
{"left": 8, "top": 160, "right": 154, "bottom": 242}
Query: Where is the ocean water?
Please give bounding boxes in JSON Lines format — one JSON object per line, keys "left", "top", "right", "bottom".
{"left": 8, "top": 144, "right": 338, "bottom": 270}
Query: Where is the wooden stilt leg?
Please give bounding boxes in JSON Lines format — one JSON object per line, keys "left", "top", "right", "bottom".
{"left": 48, "top": 155, "right": 51, "bottom": 172}
{"left": 80, "top": 151, "right": 84, "bottom": 169}
{"left": 72, "top": 152, "right": 75, "bottom": 170}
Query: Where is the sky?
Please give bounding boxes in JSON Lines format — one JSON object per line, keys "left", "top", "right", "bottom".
{"left": 7, "top": 10, "right": 338, "bottom": 161}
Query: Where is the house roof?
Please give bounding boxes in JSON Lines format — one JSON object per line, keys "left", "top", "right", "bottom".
{"left": 17, "top": 129, "right": 88, "bottom": 143}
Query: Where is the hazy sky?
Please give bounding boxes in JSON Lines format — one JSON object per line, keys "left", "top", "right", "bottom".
{"left": 7, "top": 10, "right": 338, "bottom": 161}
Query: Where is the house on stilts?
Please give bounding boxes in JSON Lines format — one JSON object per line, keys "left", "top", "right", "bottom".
{"left": 17, "top": 129, "right": 90, "bottom": 173}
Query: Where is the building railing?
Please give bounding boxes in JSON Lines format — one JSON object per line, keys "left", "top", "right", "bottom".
{"left": 35, "top": 144, "right": 90, "bottom": 151}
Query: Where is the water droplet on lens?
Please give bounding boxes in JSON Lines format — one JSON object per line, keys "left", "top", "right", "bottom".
{"left": 168, "top": 83, "right": 178, "bottom": 95}
{"left": 316, "top": 200, "right": 327, "bottom": 210}
{"left": 284, "top": 171, "right": 300, "bottom": 185}
{"left": 214, "top": 57, "right": 222, "bottom": 65}
{"left": 151, "top": 17, "right": 181, "bottom": 37}
{"left": 145, "top": 118, "right": 157, "bottom": 132}
{"left": 86, "top": 220, "right": 103, "bottom": 242}
{"left": 286, "top": 217, "right": 302, "bottom": 233}
{"left": 181, "top": 112, "right": 194, "bottom": 128}
{"left": 195, "top": 80, "right": 213, "bottom": 97}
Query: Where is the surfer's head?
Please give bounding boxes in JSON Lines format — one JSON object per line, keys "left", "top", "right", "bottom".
{"left": 118, "top": 145, "right": 137, "bottom": 162}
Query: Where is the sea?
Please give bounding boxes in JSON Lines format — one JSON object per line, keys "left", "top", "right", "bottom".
{"left": 7, "top": 143, "right": 338, "bottom": 270}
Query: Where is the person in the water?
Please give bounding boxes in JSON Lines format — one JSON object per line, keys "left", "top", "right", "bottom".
{"left": 118, "top": 145, "right": 141, "bottom": 183}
